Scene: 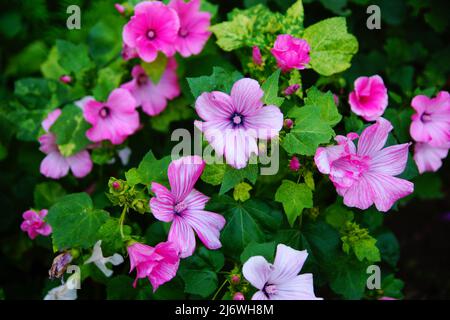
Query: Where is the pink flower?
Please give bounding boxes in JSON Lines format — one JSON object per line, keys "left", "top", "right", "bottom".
{"left": 121, "top": 58, "right": 180, "bottom": 116}
{"left": 127, "top": 241, "right": 180, "bottom": 291}
{"left": 83, "top": 88, "right": 139, "bottom": 145}
{"left": 271, "top": 34, "right": 310, "bottom": 72}
{"left": 414, "top": 142, "right": 449, "bottom": 174}
{"left": 150, "top": 156, "right": 226, "bottom": 258}
{"left": 315, "top": 118, "right": 414, "bottom": 212}
{"left": 243, "top": 244, "right": 322, "bottom": 300}
{"left": 122, "top": 1, "right": 180, "bottom": 62}
{"left": 289, "top": 156, "right": 300, "bottom": 171}
{"left": 348, "top": 75, "right": 388, "bottom": 121}
{"left": 114, "top": 3, "right": 125, "bottom": 15}
{"left": 39, "top": 109, "right": 93, "bottom": 179}
{"left": 252, "top": 46, "right": 262, "bottom": 66}
{"left": 122, "top": 43, "right": 139, "bottom": 61}
{"left": 410, "top": 91, "right": 450, "bottom": 147}
{"left": 168, "top": 0, "right": 211, "bottom": 57}
{"left": 20, "top": 209, "right": 52, "bottom": 240}
{"left": 194, "top": 78, "right": 284, "bottom": 169}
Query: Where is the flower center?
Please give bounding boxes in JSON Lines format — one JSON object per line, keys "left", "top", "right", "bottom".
{"left": 99, "top": 106, "right": 110, "bottom": 118}
{"left": 179, "top": 28, "right": 189, "bottom": 38}
{"left": 137, "top": 74, "right": 148, "bottom": 86}
{"left": 174, "top": 201, "right": 187, "bottom": 215}
{"left": 263, "top": 284, "right": 277, "bottom": 297}
{"left": 231, "top": 113, "right": 244, "bottom": 127}
{"left": 147, "top": 29, "right": 156, "bottom": 40}
{"left": 421, "top": 112, "right": 432, "bottom": 122}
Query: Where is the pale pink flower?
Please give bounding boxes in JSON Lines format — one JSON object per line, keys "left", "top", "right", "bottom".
{"left": 348, "top": 75, "right": 388, "bottom": 121}
{"left": 271, "top": 34, "right": 310, "bottom": 72}
{"left": 83, "top": 88, "right": 139, "bottom": 145}
{"left": 150, "top": 156, "right": 226, "bottom": 258}
{"left": 121, "top": 58, "right": 180, "bottom": 116}
{"left": 168, "top": 0, "right": 211, "bottom": 57}
{"left": 315, "top": 118, "right": 414, "bottom": 212}
{"left": 243, "top": 244, "right": 322, "bottom": 300}
{"left": 39, "top": 109, "right": 93, "bottom": 179}
{"left": 127, "top": 241, "right": 180, "bottom": 291}
{"left": 414, "top": 142, "right": 449, "bottom": 174}
{"left": 20, "top": 209, "right": 52, "bottom": 240}
{"left": 252, "top": 46, "right": 262, "bottom": 66}
{"left": 410, "top": 91, "right": 450, "bottom": 147}
{"left": 194, "top": 78, "right": 284, "bottom": 169}
{"left": 122, "top": 1, "right": 180, "bottom": 62}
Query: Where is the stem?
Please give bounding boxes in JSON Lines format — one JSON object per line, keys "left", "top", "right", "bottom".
{"left": 212, "top": 279, "right": 228, "bottom": 301}
{"left": 119, "top": 205, "right": 128, "bottom": 238}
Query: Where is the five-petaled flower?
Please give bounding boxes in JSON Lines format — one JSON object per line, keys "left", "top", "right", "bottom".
{"left": 20, "top": 209, "right": 52, "bottom": 240}
{"left": 315, "top": 118, "right": 414, "bottom": 212}
{"left": 194, "top": 78, "right": 284, "bottom": 169}
{"left": 243, "top": 244, "right": 322, "bottom": 300}
{"left": 150, "top": 155, "right": 226, "bottom": 258}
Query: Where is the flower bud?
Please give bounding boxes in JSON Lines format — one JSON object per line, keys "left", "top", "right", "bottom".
{"left": 230, "top": 274, "right": 240, "bottom": 285}
{"left": 233, "top": 292, "right": 245, "bottom": 300}
{"left": 284, "top": 118, "right": 294, "bottom": 129}
{"left": 284, "top": 84, "right": 300, "bottom": 96}
{"left": 252, "top": 46, "right": 262, "bottom": 66}
{"left": 59, "top": 75, "right": 72, "bottom": 84}
{"left": 114, "top": 3, "right": 125, "bottom": 15}
{"left": 49, "top": 252, "right": 73, "bottom": 280}
{"left": 289, "top": 156, "right": 300, "bottom": 171}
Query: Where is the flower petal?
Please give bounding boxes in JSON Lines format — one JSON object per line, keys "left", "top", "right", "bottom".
{"left": 274, "top": 274, "right": 322, "bottom": 300}
{"left": 245, "top": 105, "right": 283, "bottom": 139}
{"left": 182, "top": 209, "right": 226, "bottom": 250}
{"left": 230, "top": 78, "right": 264, "bottom": 116}
{"left": 183, "top": 189, "right": 209, "bottom": 210}
{"left": 150, "top": 182, "right": 175, "bottom": 222}
{"left": 40, "top": 152, "right": 70, "bottom": 179}
{"left": 369, "top": 143, "right": 410, "bottom": 176}
{"left": 168, "top": 155, "right": 205, "bottom": 202}
{"left": 66, "top": 150, "right": 93, "bottom": 178}
{"left": 269, "top": 245, "right": 308, "bottom": 285}
{"left": 168, "top": 217, "right": 196, "bottom": 258}
{"left": 242, "top": 256, "right": 272, "bottom": 291}
{"left": 357, "top": 117, "right": 392, "bottom": 156}
{"left": 195, "top": 91, "right": 234, "bottom": 121}
{"left": 223, "top": 128, "right": 258, "bottom": 169}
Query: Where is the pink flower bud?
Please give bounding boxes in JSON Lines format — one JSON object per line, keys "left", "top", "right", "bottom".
{"left": 284, "top": 84, "right": 300, "bottom": 96}
{"left": 289, "top": 156, "right": 300, "bottom": 171}
{"left": 59, "top": 75, "right": 72, "bottom": 84}
{"left": 233, "top": 292, "right": 245, "bottom": 300}
{"left": 252, "top": 46, "right": 262, "bottom": 66}
{"left": 114, "top": 3, "right": 125, "bottom": 15}
{"left": 230, "top": 275, "right": 240, "bottom": 285}
{"left": 284, "top": 118, "right": 294, "bottom": 129}
{"left": 333, "top": 94, "right": 340, "bottom": 106}
{"left": 112, "top": 181, "right": 121, "bottom": 190}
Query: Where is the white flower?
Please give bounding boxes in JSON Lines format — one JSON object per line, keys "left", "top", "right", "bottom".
{"left": 84, "top": 240, "right": 124, "bottom": 277}
{"left": 44, "top": 274, "right": 79, "bottom": 300}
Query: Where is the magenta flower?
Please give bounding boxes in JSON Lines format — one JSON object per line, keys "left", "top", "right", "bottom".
{"left": 194, "top": 78, "right": 284, "bottom": 169}
{"left": 315, "top": 118, "right": 414, "bottom": 212}
{"left": 122, "top": 1, "right": 180, "bottom": 62}
{"left": 83, "top": 88, "right": 139, "bottom": 145}
{"left": 20, "top": 209, "right": 52, "bottom": 240}
{"left": 349, "top": 75, "right": 388, "bottom": 122}
{"left": 39, "top": 109, "right": 93, "bottom": 179}
{"left": 410, "top": 91, "right": 450, "bottom": 147}
{"left": 243, "top": 244, "right": 322, "bottom": 300}
{"left": 284, "top": 84, "right": 300, "bottom": 96}
{"left": 121, "top": 58, "right": 180, "bottom": 116}
{"left": 414, "top": 142, "right": 449, "bottom": 174}
{"left": 289, "top": 156, "right": 300, "bottom": 171}
{"left": 271, "top": 34, "right": 310, "bottom": 72}
{"left": 127, "top": 241, "right": 180, "bottom": 291}
{"left": 168, "top": 0, "right": 211, "bottom": 57}
{"left": 252, "top": 46, "right": 262, "bottom": 66}
{"left": 150, "top": 156, "right": 226, "bottom": 258}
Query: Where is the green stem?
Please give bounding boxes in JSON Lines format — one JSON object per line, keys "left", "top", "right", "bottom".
{"left": 212, "top": 279, "right": 228, "bottom": 301}
{"left": 119, "top": 205, "right": 128, "bottom": 238}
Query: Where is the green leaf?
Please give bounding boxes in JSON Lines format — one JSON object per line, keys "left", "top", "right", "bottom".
{"left": 344, "top": 113, "right": 364, "bottom": 133}
{"left": 150, "top": 99, "right": 195, "bottom": 133}
{"left": 88, "top": 20, "right": 124, "bottom": 66}
{"left": 233, "top": 182, "right": 252, "bottom": 202}
{"left": 126, "top": 151, "right": 171, "bottom": 187}
{"left": 50, "top": 104, "right": 91, "bottom": 157}
{"left": 376, "top": 231, "right": 400, "bottom": 268}
{"left": 325, "top": 202, "right": 354, "bottom": 230}
{"left": 353, "top": 237, "right": 381, "bottom": 263}
{"left": 46, "top": 193, "right": 109, "bottom": 250}
{"left": 282, "top": 0, "right": 304, "bottom": 36}
{"left": 282, "top": 107, "right": 334, "bottom": 155}
{"left": 413, "top": 173, "right": 444, "bottom": 200}
{"left": 98, "top": 218, "right": 132, "bottom": 255}
{"left": 14, "top": 78, "right": 69, "bottom": 110}
{"left": 56, "top": 40, "right": 93, "bottom": 76}
{"left": 328, "top": 255, "right": 369, "bottom": 300}
{"left": 303, "top": 17, "right": 358, "bottom": 76}
{"left": 106, "top": 276, "right": 137, "bottom": 300}
{"left": 187, "top": 67, "right": 242, "bottom": 99}
{"left": 207, "top": 196, "right": 282, "bottom": 260}
{"left": 41, "top": 46, "right": 66, "bottom": 80}
{"left": 201, "top": 163, "right": 226, "bottom": 186}
{"left": 341, "top": 222, "right": 381, "bottom": 263}
{"left": 240, "top": 241, "right": 276, "bottom": 263}
{"left": 141, "top": 53, "right": 168, "bottom": 84}
{"left": 219, "top": 164, "right": 258, "bottom": 195}
{"left": 293, "top": 87, "right": 342, "bottom": 127}
{"left": 33, "top": 182, "right": 66, "bottom": 209}
{"left": 261, "top": 69, "right": 284, "bottom": 106}
{"left": 275, "top": 180, "right": 313, "bottom": 226}
{"left": 5, "top": 41, "right": 48, "bottom": 77}
{"left": 381, "top": 274, "right": 404, "bottom": 299}
{"left": 93, "top": 60, "right": 126, "bottom": 101}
